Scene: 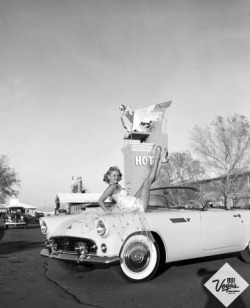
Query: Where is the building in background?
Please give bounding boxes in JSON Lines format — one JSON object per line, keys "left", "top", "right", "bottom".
{"left": 55, "top": 176, "right": 90, "bottom": 214}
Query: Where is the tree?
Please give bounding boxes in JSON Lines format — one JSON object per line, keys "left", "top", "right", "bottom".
{"left": 154, "top": 151, "right": 205, "bottom": 187}
{"left": 191, "top": 114, "right": 250, "bottom": 208}
{"left": 0, "top": 155, "right": 20, "bottom": 204}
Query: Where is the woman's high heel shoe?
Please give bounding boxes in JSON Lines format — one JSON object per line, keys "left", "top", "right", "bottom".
{"left": 154, "top": 146, "right": 162, "bottom": 160}
{"left": 161, "top": 149, "right": 169, "bottom": 164}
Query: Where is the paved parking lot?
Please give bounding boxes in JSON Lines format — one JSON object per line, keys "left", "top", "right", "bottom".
{"left": 1, "top": 224, "right": 250, "bottom": 308}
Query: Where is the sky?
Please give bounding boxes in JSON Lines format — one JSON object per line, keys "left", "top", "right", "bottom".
{"left": 1, "top": 0, "right": 250, "bottom": 210}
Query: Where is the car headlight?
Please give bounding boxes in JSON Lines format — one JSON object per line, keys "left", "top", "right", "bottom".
{"left": 40, "top": 219, "right": 48, "bottom": 234}
{"left": 96, "top": 220, "right": 108, "bottom": 237}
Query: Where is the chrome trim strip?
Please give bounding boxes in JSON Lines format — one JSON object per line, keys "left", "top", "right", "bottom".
{"left": 4, "top": 222, "right": 27, "bottom": 225}
{"left": 40, "top": 248, "right": 120, "bottom": 265}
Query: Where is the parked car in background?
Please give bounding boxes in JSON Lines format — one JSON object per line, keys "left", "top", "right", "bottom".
{"left": 3, "top": 207, "right": 28, "bottom": 229}
{"left": 39, "top": 186, "right": 250, "bottom": 282}
{"left": 35, "top": 212, "right": 45, "bottom": 222}
{"left": 57, "top": 209, "right": 68, "bottom": 215}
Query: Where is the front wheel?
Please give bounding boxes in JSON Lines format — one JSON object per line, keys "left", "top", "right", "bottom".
{"left": 118, "top": 234, "right": 160, "bottom": 282}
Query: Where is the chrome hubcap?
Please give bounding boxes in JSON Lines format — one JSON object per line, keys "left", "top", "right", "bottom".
{"left": 124, "top": 241, "right": 150, "bottom": 272}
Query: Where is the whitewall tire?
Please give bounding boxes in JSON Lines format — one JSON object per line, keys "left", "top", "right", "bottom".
{"left": 118, "top": 234, "right": 160, "bottom": 282}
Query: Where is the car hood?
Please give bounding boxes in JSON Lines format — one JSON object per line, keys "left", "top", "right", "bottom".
{"left": 40, "top": 208, "right": 117, "bottom": 238}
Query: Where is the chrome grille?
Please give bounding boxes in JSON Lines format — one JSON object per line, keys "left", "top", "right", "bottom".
{"left": 52, "top": 236, "right": 97, "bottom": 254}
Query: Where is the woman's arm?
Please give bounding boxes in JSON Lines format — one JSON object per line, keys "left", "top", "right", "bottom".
{"left": 98, "top": 184, "right": 117, "bottom": 212}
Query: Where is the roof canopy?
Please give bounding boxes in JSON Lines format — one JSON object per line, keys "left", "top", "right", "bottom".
{"left": 8, "top": 198, "right": 37, "bottom": 209}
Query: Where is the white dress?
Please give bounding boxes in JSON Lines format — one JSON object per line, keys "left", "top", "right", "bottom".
{"left": 79, "top": 187, "right": 153, "bottom": 245}
{"left": 114, "top": 188, "right": 144, "bottom": 212}
{"left": 109, "top": 188, "right": 153, "bottom": 243}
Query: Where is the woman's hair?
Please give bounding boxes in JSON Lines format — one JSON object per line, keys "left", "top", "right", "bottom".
{"left": 103, "top": 166, "right": 122, "bottom": 183}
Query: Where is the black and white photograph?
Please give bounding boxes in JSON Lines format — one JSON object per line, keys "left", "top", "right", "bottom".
{"left": 1, "top": 1, "right": 250, "bottom": 307}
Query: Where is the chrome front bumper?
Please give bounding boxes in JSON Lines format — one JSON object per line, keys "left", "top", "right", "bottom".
{"left": 40, "top": 248, "right": 120, "bottom": 265}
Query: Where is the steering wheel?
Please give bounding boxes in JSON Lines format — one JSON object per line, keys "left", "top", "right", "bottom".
{"left": 185, "top": 200, "right": 201, "bottom": 209}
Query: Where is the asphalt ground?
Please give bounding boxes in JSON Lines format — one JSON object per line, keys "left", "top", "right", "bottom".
{"left": 1, "top": 222, "right": 250, "bottom": 308}
{"left": 0, "top": 223, "right": 87, "bottom": 308}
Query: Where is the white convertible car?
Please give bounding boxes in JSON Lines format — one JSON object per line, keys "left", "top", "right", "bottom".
{"left": 39, "top": 186, "right": 250, "bottom": 282}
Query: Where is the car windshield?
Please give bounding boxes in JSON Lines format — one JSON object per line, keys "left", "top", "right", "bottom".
{"left": 149, "top": 187, "right": 203, "bottom": 210}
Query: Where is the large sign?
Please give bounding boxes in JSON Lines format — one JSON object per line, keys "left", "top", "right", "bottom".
{"left": 121, "top": 102, "right": 172, "bottom": 194}
{"left": 71, "top": 176, "right": 86, "bottom": 193}
{"left": 135, "top": 155, "right": 154, "bottom": 166}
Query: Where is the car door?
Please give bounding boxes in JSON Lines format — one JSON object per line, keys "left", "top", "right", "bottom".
{"left": 201, "top": 209, "right": 246, "bottom": 250}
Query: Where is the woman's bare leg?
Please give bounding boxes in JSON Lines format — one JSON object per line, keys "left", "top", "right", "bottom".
{"left": 155, "top": 148, "right": 168, "bottom": 180}
{"left": 134, "top": 148, "right": 168, "bottom": 201}
{"left": 134, "top": 146, "right": 162, "bottom": 211}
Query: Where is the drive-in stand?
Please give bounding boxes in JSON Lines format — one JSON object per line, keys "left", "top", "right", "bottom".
{"left": 120, "top": 102, "right": 172, "bottom": 194}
